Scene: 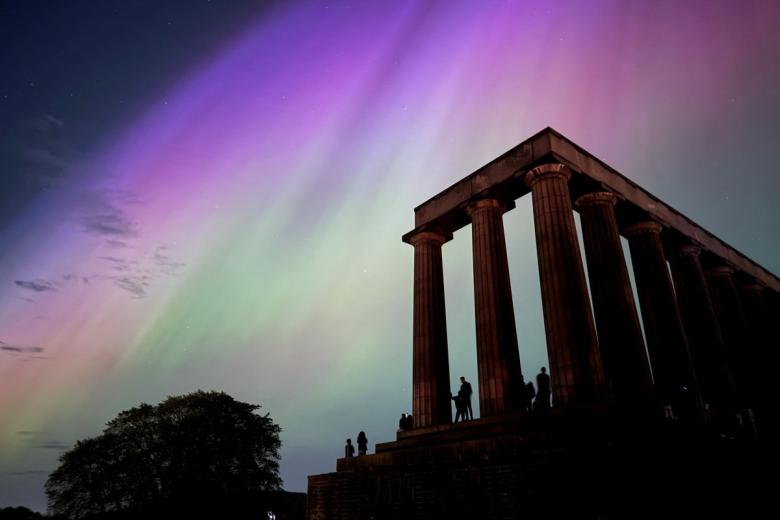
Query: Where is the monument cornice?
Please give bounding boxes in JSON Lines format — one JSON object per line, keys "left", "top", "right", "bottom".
{"left": 403, "top": 127, "right": 780, "bottom": 291}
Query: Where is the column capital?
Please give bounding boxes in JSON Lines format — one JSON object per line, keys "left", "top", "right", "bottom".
{"left": 465, "top": 197, "right": 506, "bottom": 216}
{"left": 524, "top": 163, "right": 571, "bottom": 187}
{"left": 707, "top": 265, "right": 735, "bottom": 278}
{"left": 676, "top": 244, "right": 703, "bottom": 258}
{"left": 407, "top": 228, "right": 452, "bottom": 246}
{"left": 575, "top": 191, "right": 618, "bottom": 210}
{"left": 623, "top": 220, "right": 663, "bottom": 238}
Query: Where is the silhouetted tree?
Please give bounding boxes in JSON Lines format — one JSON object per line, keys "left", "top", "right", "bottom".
{"left": 45, "top": 391, "right": 282, "bottom": 518}
{"left": 0, "top": 506, "right": 45, "bottom": 519}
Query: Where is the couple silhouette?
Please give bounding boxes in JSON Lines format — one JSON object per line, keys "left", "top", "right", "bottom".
{"left": 451, "top": 376, "right": 473, "bottom": 422}
{"left": 345, "top": 431, "right": 368, "bottom": 457}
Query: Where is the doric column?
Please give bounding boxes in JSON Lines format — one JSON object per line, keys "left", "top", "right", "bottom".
{"left": 525, "top": 164, "right": 606, "bottom": 407}
{"left": 738, "top": 282, "right": 772, "bottom": 426}
{"left": 575, "top": 192, "right": 654, "bottom": 412}
{"left": 624, "top": 222, "right": 703, "bottom": 420}
{"left": 466, "top": 198, "right": 523, "bottom": 417}
{"left": 669, "top": 245, "right": 737, "bottom": 414}
{"left": 738, "top": 283, "right": 769, "bottom": 343}
{"left": 409, "top": 229, "right": 452, "bottom": 427}
{"left": 765, "top": 290, "right": 780, "bottom": 328}
{"left": 739, "top": 283, "right": 771, "bottom": 372}
{"left": 706, "top": 266, "right": 751, "bottom": 406}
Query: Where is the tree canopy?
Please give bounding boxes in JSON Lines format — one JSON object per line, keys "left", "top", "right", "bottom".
{"left": 0, "top": 507, "right": 45, "bottom": 520}
{"left": 45, "top": 391, "right": 282, "bottom": 518}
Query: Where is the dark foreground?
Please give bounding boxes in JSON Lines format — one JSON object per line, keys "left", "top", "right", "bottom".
{"left": 308, "top": 409, "right": 769, "bottom": 519}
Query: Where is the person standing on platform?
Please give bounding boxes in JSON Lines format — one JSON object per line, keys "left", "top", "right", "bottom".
{"left": 459, "top": 376, "right": 474, "bottom": 420}
{"left": 523, "top": 380, "right": 536, "bottom": 411}
{"left": 345, "top": 438, "right": 355, "bottom": 458}
{"left": 357, "top": 431, "right": 368, "bottom": 456}
{"left": 534, "top": 367, "right": 551, "bottom": 410}
{"left": 451, "top": 393, "right": 466, "bottom": 423}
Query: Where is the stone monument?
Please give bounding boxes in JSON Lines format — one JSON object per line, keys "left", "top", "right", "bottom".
{"left": 306, "top": 128, "right": 776, "bottom": 519}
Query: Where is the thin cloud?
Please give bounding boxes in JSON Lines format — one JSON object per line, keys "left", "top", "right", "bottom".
{"left": 100, "top": 256, "right": 126, "bottom": 263}
{"left": 10, "top": 470, "right": 49, "bottom": 476}
{"left": 28, "top": 113, "right": 64, "bottom": 131}
{"left": 9, "top": 113, "right": 78, "bottom": 186}
{"left": 14, "top": 279, "right": 57, "bottom": 292}
{"left": 77, "top": 190, "right": 140, "bottom": 239}
{"left": 12, "top": 233, "right": 185, "bottom": 304}
{"left": 0, "top": 345, "right": 45, "bottom": 354}
{"left": 62, "top": 274, "right": 90, "bottom": 284}
{"left": 100, "top": 256, "right": 132, "bottom": 272}
{"left": 153, "top": 247, "right": 186, "bottom": 275}
{"left": 80, "top": 210, "right": 139, "bottom": 238}
{"left": 38, "top": 441, "right": 69, "bottom": 451}
{"left": 103, "top": 244, "right": 184, "bottom": 299}
{"left": 112, "top": 276, "right": 147, "bottom": 298}
{"left": 1, "top": 341, "right": 47, "bottom": 359}
{"left": 13, "top": 275, "right": 88, "bottom": 298}
{"left": 106, "top": 188, "right": 142, "bottom": 206}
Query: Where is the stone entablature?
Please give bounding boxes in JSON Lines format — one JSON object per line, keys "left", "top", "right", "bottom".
{"left": 403, "top": 127, "right": 779, "bottom": 293}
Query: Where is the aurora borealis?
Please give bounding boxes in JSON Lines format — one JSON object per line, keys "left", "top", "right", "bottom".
{"left": 2, "top": 0, "right": 779, "bottom": 510}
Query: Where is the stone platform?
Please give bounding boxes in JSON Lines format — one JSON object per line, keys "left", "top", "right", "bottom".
{"left": 307, "top": 410, "right": 767, "bottom": 519}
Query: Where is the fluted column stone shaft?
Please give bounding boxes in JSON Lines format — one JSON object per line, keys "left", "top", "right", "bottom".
{"left": 625, "top": 222, "right": 703, "bottom": 419}
{"left": 739, "top": 283, "right": 769, "bottom": 354}
{"left": 410, "top": 230, "right": 452, "bottom": 427}
{"left": 467, "top": 198, "right": 524, "bottom": 417}
{"left": 525, "top": 164, "right": 606, "bottom": 407}
{"left": 739, "top": 283, "right": 774, "bottom": 426}
{"left": 669, "top": 246, "right": 737, "bottom": 411}
{"left": 575, "top": 192, "right": 654, "bottom": 411}
{"left": 765, "top": 290, "right": 780, "bottom": 429}
{"left": 765, "top": 290, "right": 780, "bottom": 335}
{"left": 706, "top": 267, "right": 752, "bottom": 406}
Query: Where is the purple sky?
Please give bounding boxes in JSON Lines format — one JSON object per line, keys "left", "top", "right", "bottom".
{"left": 1, "top": 0, "right": 779, "bottom": 511}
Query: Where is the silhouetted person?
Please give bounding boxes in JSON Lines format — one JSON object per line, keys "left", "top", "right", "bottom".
{"left": 345, "top": 438, "right": 355, "bottom": 458}
{"left": 452, "top": 393, "right": 466, "bottom": 423}
{"left": 459, "top": 376, "right": 473, "bottom": 420}
{"left": 399, "top": 413, "right": 407, "bottom": 432}
{"left": 523, "top": 380, "right": 536, "bottom": 411}
{"left": 405, "top": 413, "right": 413, "bottom": 430}
{"left": 534, "top": 366, "right": 551, "bottom": 410}
{"left": 357, "top": 431, "right": 368, "bottom": 456}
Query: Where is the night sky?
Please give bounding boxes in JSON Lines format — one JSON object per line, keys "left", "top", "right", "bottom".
{"left": 2, "top": 0, "right": 779, "bottom": 511}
